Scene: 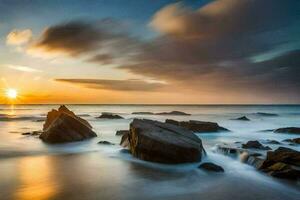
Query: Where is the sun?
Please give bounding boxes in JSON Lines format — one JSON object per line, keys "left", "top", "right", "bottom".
{"left": 6, "top": 88, "right": 18, "bottom": 99}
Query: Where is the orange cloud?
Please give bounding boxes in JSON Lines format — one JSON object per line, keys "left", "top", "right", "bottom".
{"left": 6, "top": 29, "right": 32, "bottom": 45}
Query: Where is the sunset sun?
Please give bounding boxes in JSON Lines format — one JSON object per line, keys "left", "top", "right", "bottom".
{"left": 6, "top": 88, "right": 18, "bottom": 99}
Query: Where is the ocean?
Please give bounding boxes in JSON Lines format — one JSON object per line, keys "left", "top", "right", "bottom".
{"left": 0, "top": 104, "right": 299, "bottom": 199}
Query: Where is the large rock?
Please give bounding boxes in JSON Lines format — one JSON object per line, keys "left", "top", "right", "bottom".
{"left": 132, "top": 112, "right": 154, "bottom": 115}
{"left": 122, "top": 119, "right": 204, "bottom": 164}
{"left": 259, "top": 147, "right": 300, "bottom": 180}
{"left": 40, "top": 106, "right": 96, "bottom": 143}
{"left": 274, "top": 127, "right": 300, "bottom": 134}
{"left": 242, "top": 140, "right": 271, "bottom": 150}
{"left": 43, "top": 105, "right": 92, "bottom": 130}
{"left": 256, "top": 112, "right": 278, "bottom": 117}
{"left": 165, "top": 119, "right": 229, "bottom": 133}
{"left": 283, "top": 138, "right": 300, "bottom": 144}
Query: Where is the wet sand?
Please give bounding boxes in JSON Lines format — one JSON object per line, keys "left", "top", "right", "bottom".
{"left": 0, "top": 151, "right": 299, "bottom": 200}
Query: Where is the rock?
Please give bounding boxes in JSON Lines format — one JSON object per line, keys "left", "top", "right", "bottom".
{"left": 265, "top": 140, "right": 281, "bottom": 145}
{"left": 232, "top": 116, "right": 250, "bottom": 121}
{"left": 274, "top": 127, "right": 300, "bottom": 134}
{"left": 155, "top": 111, "right": 191, "bottom": 116}
{"left": 242, "top": 140, "right": 271, "bottom": 150}
{"left": 132, "top": 112, "right": 154, "bottom": 115}
{"left": 22, "top": 130, "right": 43, "bottom": 136}
{"left": 98, "top": 141, "right": 114, "bottom": 145}
{"left": 198, "top": 162, "right": 224, "bottom": 172}
{"left": 165, "top": 119, "right": 229, "bottom": 133}
{"left": 259, "top": 147, "right": 300, "bottom": 180}
{"left": 97, "top": 113, "right": 123, "bottom": 119}
{"left": 43, "top": 105, "right": 92, "bottom": 130}
{"left": 116, "top": 130, "right": 129, "bottom": 136}
{"left": 120, "top": 131, "right": 129, "bottom": 147}
{"left": 256, "top": 112, "right": 278, "bottom": 117}
{"left": 40, "top": 106, "right": 97, "bottom": 143}
{"left": 283, "top": 138, "right": 300, "bottom": 144}
{"left": 123, "top": 119, "right": 205, "bottom": 164}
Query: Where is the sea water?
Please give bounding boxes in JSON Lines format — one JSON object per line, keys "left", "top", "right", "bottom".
{"left": 0, "top": 104, "right": 299, "bottom": 200}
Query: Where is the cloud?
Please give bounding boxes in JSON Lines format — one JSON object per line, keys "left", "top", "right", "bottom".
{"left": 6, "top": 29, "right": 32, "bottom": 45}
{"left": 6, "top": 64, "right": 41, "bottom": 72}
{"left": 86, "top": 54, "right": 113, "bottom": 65}
{"left": 27, "top": 21, "right": 104, "bottom": 57}
{"left": 55, "top": 79, "right": 166, "bottom": 91}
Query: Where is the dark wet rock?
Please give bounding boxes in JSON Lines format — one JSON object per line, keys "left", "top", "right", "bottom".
{"left": 132, "top": 112, "right": 154, "bottom": 115}
{"left": 259, "top": 129, "right": 274, "bottom": 132}
{"left": 198, "top": 162, "right": 224, "bottom": 172}
{"left": 98, "top": 141, "right": 114, "bottom": 145}
{"left": 283, "top": 138, "right": 300, "bottom": 144}
{"left": 242, "top": 140, "right": 271, "bottom": 150}
{"left": 265, "top": 140, "right": 281, "bottom": 145}
{"left": 259, "top": 147, "right": 300, "bottom": 180}
{"left": 22, "top": 130, "right": 43, "bottom": 136}
{"left": 256, "top": 112, "right": 278, "bottom": 117}
{"left": 156, "top": 111, "right": 191, "bottom": 116}
{"left": 40, "top": 106, "right": 97, "bottom": 143}
{"left": 97, "top": 113, "right": 123, "bottom": 119}
{"left": 123, "top": 119, "right": 205, "bottom": 164}
{"left": 120, "top": 131, "right": 129, "bottom": 147}
{"left": 274, "top": 127, "right": 300, "bottom": 134}
{"left": 165, "top": 119, "right": 229, "bottom": 133}
{"left": 232, "top": 116, "right": 250, "bottom": 121}
{"left": 115, "top": 130, "right": 129, "bottom": 136}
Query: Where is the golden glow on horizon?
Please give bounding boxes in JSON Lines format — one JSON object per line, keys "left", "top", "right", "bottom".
{"left": 6, "top": 88, "right": 18, "bottom": 99}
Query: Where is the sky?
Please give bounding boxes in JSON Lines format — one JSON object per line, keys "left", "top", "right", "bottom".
{"left": 0, "top": 0, "right": 299, "bottom": 104}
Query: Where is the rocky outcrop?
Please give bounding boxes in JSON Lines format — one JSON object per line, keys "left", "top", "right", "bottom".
{"left": 97, "top": 113, "right": 123, "bottom": 119}
{"left": 242, "top": 140, "right": 271, "bottom": 150}
{"left": 259, "top": 147, "right": 300, "bottom": 180}
{"left": 232, "top": 116, "right": 250, "bottom": 121}
{"left": 265, "top": 140, "right": 281, "bottom": 145}
{"left": 165, "top": 119, "right": 229, "bottom": 133}
{"left": 156, "top": 111, "right": 191, "bottom": 116}
{"left": 274, "top": 127, "right": 300, "bottom": 134}
{"left": 115, "top": 130, "right": 129, "bottom": 136}
{"left": 198, "top": 162, "right": 224, "bottom": 172}
{"left": 40, "top": 106, "right": 96, "bottom": 143}
{"left": 122, "top": 119, "right": 205, "bottom": 164}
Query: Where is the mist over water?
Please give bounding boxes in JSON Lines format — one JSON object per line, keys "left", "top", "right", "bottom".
{"left": 0, "top": 105, "right": 299, "bottom": 199}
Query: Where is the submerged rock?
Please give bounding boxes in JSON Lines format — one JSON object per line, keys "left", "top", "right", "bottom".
{"left": 259, "top": 147, "right": 300, "bottom": 180}
{"left": 274, "top": 127, "right": 300, "bottom": 134}
{"left": 122, "top": 119, "right": 205, "bottom": 164}
{"left": 256, "top": 112, "right": 278, "bottom": 117}
{"left": 242, "top": 140, "right": 271, "bottom": 150}
{"left": 232, "top": 116, "right": 250, "bottom": 121}
{"left": 265, "top": 140, "right": 281, "bottom": 145}
{"left": 132, "top": 112, "right": 154, "bottom": 115}
{"left": 115, "top": 130, "right": 129, "bottom": 136}
{"left": 155, "top": 111, "right": 191, "bottom": 116}
{"left": 40, "top": 105, "right": 97, "bottom": 143}
{"left": 198, "top": 162, "right": 224, "bottom": 172}
{"left": 22, "top": 130, "right": 43, "bottom": 136}
{"left": 98, "top": 141, "right": 114, "bottom": 145}
{"left": 283, "top": 138, "right": 300, "bottom": 144}
{"left": 97, "top": 113, "right": 123, "bottom": 119}
{"left": 165, "top": 119, "right": 229, "bottom": 133}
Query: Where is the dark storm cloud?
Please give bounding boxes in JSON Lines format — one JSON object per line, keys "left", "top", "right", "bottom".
{"left": 55, "top": 79, "right": 166, "bottom": 91}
